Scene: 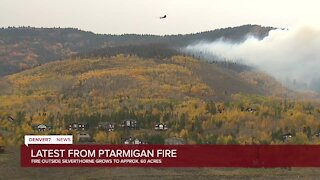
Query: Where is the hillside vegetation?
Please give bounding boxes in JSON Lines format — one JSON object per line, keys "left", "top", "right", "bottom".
{"left": 1, "top": 55, "right": 320, "bottom": 146}
{"left": 0, "top": 55, "right": 255, "bottom": 114}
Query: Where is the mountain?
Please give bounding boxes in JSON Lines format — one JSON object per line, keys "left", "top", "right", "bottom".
{"left": 1, "top": 25, "right": 320, "bottom": 146}
{"left": 0, "top": 25, "right": 273, "bottom": 76}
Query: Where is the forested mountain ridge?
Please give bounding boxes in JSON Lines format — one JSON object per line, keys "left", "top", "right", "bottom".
{"left": 0, "top": 25, "right": 273, "bottom": 76}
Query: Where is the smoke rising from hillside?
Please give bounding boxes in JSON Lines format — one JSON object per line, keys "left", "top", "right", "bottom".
{"left": 185, "top": 25, "right": 320, "bottom": 91}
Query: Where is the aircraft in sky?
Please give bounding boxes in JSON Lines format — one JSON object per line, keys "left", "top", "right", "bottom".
{"left": 160, "top": 15, "right": 167, "bottom": 19}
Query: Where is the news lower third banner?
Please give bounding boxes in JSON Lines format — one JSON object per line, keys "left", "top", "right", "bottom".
{"left": 21, "top": 144, "right": 320, "bottom": 167}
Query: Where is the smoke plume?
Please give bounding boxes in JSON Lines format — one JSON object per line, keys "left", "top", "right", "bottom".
{"left": 185, "top": 25, "right": 320, "bottom": 92}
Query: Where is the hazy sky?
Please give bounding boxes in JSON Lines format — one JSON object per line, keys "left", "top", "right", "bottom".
{"left": 1, "top": 0, "right": 320, "bottom": 35}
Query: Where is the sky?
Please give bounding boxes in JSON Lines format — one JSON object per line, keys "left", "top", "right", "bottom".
{"left": 1, "top": 0, "right": 320, "bottom": 35}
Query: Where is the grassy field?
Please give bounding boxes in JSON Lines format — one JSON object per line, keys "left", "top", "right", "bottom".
{"left": 1, "top": 148, "right": 320, "bottom": 180}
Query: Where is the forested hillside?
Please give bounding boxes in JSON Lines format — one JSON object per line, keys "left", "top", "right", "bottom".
{"left": 1, "top": 55, "right": 319, "bottom": 146}
{"left": 0, "top": 25, "right": 273, "bottom": 76}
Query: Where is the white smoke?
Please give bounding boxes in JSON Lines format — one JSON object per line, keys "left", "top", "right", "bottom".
{"left": 185, "top": 25, "right": 320, "bottom": 91}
